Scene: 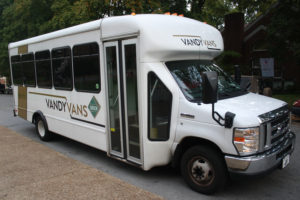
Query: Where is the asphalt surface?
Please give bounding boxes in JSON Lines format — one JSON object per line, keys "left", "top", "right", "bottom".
{"left": 1, "top": 94, "right": 300, "bottom": 199}
{"left": 0, "top": 126, "right": 162, "bottom": 200}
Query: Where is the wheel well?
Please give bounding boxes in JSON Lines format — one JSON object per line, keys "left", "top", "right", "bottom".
{"left": 172, "top": 137, "right": 224, "bottom": 169}
{"left": 32, "top": 111, "right": 45, "bottom": 124}
{"left": 32, "top": 112, "right": 40, "bottom": 124}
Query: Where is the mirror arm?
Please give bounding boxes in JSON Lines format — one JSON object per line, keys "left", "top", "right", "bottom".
{"left": 212, "top": 104, "right": 236, "bottom": 128}
{"left": 212, "top": 103, "right": 225, "bottom": 126}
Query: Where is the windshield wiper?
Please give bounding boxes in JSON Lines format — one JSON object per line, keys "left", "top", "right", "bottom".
{"left": 219, "top": 92, "right": 231, "bottom": 97}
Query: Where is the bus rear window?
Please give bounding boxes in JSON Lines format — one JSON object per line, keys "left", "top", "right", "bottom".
{"left": 11, "top": 53, "right": 36, "bottom": 87}
{"left": 11, "top": 55, "right": 23, "bottom": 85}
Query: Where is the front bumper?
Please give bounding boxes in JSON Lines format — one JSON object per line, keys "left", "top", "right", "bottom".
{"left": 225, "top": 131, "right": 296, "bottom": 175}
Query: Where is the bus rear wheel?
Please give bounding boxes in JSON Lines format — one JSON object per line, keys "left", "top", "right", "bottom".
{"left": 180, "top": 145, "right": 227, "bottom": 194}
{"left": 35, "top": 116, "right": 52, "bottom": 141}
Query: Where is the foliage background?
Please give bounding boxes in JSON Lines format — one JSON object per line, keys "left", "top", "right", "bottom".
{"left": 1, "top": 0, "right": 298, "bottom": 83}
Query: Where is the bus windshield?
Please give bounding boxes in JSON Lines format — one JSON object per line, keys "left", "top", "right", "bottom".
{"left": 166, "top": 60, "right": 247, "bottom": 102}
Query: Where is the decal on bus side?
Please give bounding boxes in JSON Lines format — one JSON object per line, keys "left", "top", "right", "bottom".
{"left": 45, "top": 99, "right": 88, "bottom": 117}
{"left": 180, "top": 38, "right": 216, "bottom": 47}
{"left": 29, "top": 92, "right": 100, "bottom": 118}
{"left": 173, "top": 35, "right": 217, "bottom": 48}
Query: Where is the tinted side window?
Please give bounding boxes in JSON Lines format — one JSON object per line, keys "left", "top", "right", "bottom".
{"left": 52, "top": 47, "right": 72, "bottom": 90}
{"left": 22, "top": 53, "right": 36, "bottom": 87}
{"left": 11, "top": 55, "right": 23, "bottom": 85}
{"left": 148, "top": 72, "right": 172, "bottom": 141}
{"left": 36, "top": 50, "right": 52, "bottom": 88}
{"left": 73, "top": 43, "right": 100, "bottom": 92}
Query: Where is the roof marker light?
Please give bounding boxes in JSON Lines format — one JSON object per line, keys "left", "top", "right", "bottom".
{"left": 164, "top": 12, "right": 170, "bottom": 15}
{"left": 172, "top": 13, "right": 178, "bottom": 16}
{"left": 179, "top": 14, "right": 184, "bottom": 17}
{"left": 131, "top": 12, "right": 136, "bottom": 16}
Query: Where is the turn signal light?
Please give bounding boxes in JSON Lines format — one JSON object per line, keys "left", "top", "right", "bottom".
{"left": 234, "top": 137, "right": 245, "bottom": 142}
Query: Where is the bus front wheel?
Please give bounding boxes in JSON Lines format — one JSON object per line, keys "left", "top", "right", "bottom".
{"left": 35, "top": 116, "right": 52, "bottom": 141}
{"left": 180, "top": 145, "right": 227, "bottom": 194}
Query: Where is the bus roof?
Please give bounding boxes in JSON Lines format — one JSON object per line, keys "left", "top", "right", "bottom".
{"left": 8, "top": 19, "right": 102, "bottom": 49}
{"left": 9, "top": 14, "right": 223, "bottom": 61}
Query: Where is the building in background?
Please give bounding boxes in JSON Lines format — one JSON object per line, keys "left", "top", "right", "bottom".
{"left": 222, "top": 3, "right": 300, "bottom": 91}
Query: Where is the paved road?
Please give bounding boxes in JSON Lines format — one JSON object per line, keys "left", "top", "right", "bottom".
{"left": 1, "top": 94, "right": 300, "bottom": 199}
{"left": 0, "top": 126, "right": 162, "bottom": 200}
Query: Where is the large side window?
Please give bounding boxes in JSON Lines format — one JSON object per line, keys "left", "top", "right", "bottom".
{"left": 11, "top": 55, "right": 22, "bottom": 85}
{"left": 11, "top": 53, "right": 36, "bottom": 87}
{"left": 73, "top": 42, "right": 100, "bottom": 92}
{"left": 148, "top": 72, "right": 172, "bottom": 141}
{"left": 52, "top": 47, "right": 72, "bottom": 90}
{"left": 36, "top": 50, "right": 52, "bottom": 88}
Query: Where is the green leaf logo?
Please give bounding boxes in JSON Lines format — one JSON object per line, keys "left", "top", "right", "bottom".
{"left": 88, "top": 96, "right": 100, "bottom": 118}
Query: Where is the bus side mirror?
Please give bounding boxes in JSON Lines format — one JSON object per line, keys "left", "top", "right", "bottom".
{"left": 202, "top": 71, "right": 235, "bottom": 128}
{"left": 202, "top": 71, "right": 218, "bottom": 104}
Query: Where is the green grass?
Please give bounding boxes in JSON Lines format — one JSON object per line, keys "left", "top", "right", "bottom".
{"left": 273, "top": 94, "right": 300, "bottom": 106}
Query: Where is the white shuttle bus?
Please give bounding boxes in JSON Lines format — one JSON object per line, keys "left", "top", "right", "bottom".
{"left": 8, "top": 14, "right": 295, "bottom": 194}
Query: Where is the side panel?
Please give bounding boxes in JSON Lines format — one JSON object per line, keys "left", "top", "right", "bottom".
{"left": 18, "top": 86, "right": 27, "bottom": 120}
{"left": 10, "top": 29, "right": 108, "bottom": 152}
{"left": 141, "top": 62, "right": 180, "bottom": 170}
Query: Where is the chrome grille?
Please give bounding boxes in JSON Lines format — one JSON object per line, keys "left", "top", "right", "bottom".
{"left": 258, "top": 105, "right": 290, "bottom": 150}
{"left": 270, "top": 113, "right": 289, "bottom": 146}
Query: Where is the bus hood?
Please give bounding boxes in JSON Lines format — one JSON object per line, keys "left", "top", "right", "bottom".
{"left": 211, "top": 93, "right": 287, "bottom": 126}
{"left": 180, "top": 93, "right": 287, "bottom": 127}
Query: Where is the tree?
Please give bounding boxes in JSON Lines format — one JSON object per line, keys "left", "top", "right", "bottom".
{"left": 200, "top": 0, "right": 230, "bottom": 29}
{"left": 0, "top": 0, "right": 283, "bottom": 78}
{"left": 0, "top": 0, "right": 13, "bottom": 77}
{"left": 0, "top": 0, "right": 53, "bottom": 77}
{"left": 267, "top": 0, "right": 300, "bottom": 64}
{"left": 187, "top": 0, "right": 206, "bottom": 19}
{"left": 228, "top": 0, "right": 277, "bottom": 23}
{"left": 142, "top": 0, "right": 161, "bottom": 13}
{"left": 44, "top": 0, "right": 78, "bottom": 32}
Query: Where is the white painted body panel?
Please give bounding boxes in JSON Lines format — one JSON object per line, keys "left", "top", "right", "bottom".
{"left": 10, "top": 29, "right": 107, "bottom": 151}
{"left": 27, "top": 87, "right": 107, "bottom": 150}
{"left": 140, "top": 62, "right": 180, "bottom": 170}
{"left": 101, "top": 15, "right": 223, "bottom": 62}
{"left": 174, "top": 92, "right": 287, "bottom": 156}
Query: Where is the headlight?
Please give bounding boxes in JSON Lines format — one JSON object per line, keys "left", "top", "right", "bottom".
{"left": 233, "top": 127, "right": 259, "bottom": 155}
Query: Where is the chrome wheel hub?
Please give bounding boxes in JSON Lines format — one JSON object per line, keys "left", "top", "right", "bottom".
{"left": 190, "top": 157, "right": 214, "bottom": 186}
{"left": 38, "top": 120, "right": 45, "bottom": 137}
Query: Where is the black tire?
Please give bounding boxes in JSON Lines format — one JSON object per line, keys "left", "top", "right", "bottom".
{"left": 180, "top": 145, "right": 228, "bottom": 194}
{"left": 35, "top": 116, "right": 52, "bottom": 141}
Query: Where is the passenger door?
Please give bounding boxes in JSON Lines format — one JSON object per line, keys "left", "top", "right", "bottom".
{"left": 104, "top": 39, "right": 142, "bottom": 164}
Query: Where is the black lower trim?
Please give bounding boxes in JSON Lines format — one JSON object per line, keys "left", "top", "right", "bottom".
{"left": 172, "top": 143, "right": 183, "bottom": 168}
{"left": 207, "top": 47, "right": 221, "bottom": 50}
{"left": 70, "top": 115, "right": 105, "bottom": 128}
